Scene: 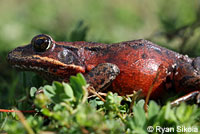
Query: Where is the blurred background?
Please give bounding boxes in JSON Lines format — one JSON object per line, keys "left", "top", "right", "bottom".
{"left": 0, "top": 0, "right": 200, "bottom": 108}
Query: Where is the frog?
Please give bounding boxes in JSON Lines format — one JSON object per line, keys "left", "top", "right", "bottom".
{"left": 7, "top": 34, "right": 200, "bottom": 104}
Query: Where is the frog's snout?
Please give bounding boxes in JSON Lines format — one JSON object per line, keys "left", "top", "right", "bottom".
{"left": 7, "top": 47, "right": 22, "bottom": 64}
{"left": 7, "top": 49, "right": 16, "bottom": 64}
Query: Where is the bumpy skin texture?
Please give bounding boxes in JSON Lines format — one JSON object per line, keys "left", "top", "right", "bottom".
{"left": 85, "top": 63, "right": 120, "bottom": 92}
{"left": 7, "top": 34, "right": 200, "bottom": 98}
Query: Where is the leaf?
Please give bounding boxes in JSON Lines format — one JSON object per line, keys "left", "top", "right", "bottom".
{"left": 76, "top": 73, "right": 87, "bottom": 86}
{"left": 176, "top": 102, "right": 186, "bottom": 122}
{"left": 30, "top": 87, "right": 37, "bottom": 97}
{"left": 164, "top": 102, "right": 171, "bottom": 120}
{"left": 132, "top": 127, "right": 148, "bottom": 134}
{"left": 133, "top": 102, "right": 146, "bottom": 128}
{"left": 70, "top": 74, "right": 86, "bottom": 102}
{"left": 43, "top": 82, "right": 73, "bottom": 103}
{"left": 148, "top": 101, "right": 160, "bottom": 119}
{"left": 155, "top": 105, "right": 166, "bottom": 125}
{"left": 136, "top": 99, "right": 145, "bottom": 108}
{"left": 63, "top": 82, "right": 74, "bottom": 99}
{"left": 175, "top": 103, "right": 194, "bottom": 123}
{"left": 41, "top": 108, "right": 52, "bottom": 117}
{"left": 105, "top": 92, "right": 123, "bottom": 111}
{"left": 52, "top": 81, "right": 63, "bottom": 94}
{"left": 89, "top": 97, "right": 104, "bottom": 108}
{"left": 43, "top": 85, "right": 55, "bottom": 99}
{"left": 164, "top": 103, "right": 177, "bottom": 123}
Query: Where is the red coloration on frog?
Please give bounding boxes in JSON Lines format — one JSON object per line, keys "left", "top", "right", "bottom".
{"left": 7, "top": 34, "right": 200, "bottom": 101}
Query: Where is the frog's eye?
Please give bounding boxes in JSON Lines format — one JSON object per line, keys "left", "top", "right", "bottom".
{"left": 31, "top": 34, "right": 52, "bottom": 52}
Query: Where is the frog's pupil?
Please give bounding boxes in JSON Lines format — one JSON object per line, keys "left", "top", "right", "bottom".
{"left": 34, "top": 38, "right": 50, "bottom": 52}
{"left": 39, "top": 39, "right": 48, "bottom": 50}
{"left": 35, "top": 39, "right": 47, "bottom": 51}
{"left": 36, "top": 39, "right": 44, "bottom": 46}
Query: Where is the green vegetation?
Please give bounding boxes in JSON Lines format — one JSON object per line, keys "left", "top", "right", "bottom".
{"left": 0, "top": 0, "right": 200, "bottom": 133}
{"left": 1, "top": 74, "right": 199, "bottom": 134}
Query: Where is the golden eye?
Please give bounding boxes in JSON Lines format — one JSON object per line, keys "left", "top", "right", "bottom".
{"left": 31, "top": 34, "right": 52, "bottom": 52}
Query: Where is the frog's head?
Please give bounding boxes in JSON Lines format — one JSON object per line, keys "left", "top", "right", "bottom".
{"left": 7, "top": 34, "right": 85, "bottom": 81}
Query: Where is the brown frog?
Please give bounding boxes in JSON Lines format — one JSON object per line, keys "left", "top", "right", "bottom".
{"left": 7, "top": 34, "right": 200, "bottom": 104}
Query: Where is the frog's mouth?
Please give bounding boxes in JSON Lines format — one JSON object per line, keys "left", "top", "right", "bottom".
{"left": 7, "top": 46, "right": 85, "bottom": 80}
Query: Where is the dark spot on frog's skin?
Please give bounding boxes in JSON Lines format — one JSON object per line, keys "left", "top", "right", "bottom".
{"left": 100, "top": 79, "right": 105, "bottom": 85}
{"left": 103, "top": 67, "right": 107, "bottom": 73}
{"left": 142, "top": 53, "right": 147, "bottom": 59}
{"left": 85, "top": 46, "right": 104, "bottom": 52}
{"left": 61, "top": 45, "right": 79, "bottom": 52}
{"left": 139, "top": 43, "right": 144, "bottom": 47}
{"left": 165, "top": 50, "right": 171, "bottom": 57}
{"left": 102, "top": 47, "right": 114, "bottom": 56}
{"left": 130, "top": 43, "right": 144, "bottom": 50}
{"left": 93, "top": 77, "right": 97, "bottom": 82}
{"left": 85, "top": 45, "right": 112, "bottom": 56}
{"left": 96, "top": 70, "right": 100, "bottom": 75}
{"left": 88, "top": 72, "right": 94, "bottom": 77}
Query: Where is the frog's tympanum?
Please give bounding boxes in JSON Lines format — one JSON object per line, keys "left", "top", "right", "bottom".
{"left": 7, "top": 34, "right": 200, "bottom": 102}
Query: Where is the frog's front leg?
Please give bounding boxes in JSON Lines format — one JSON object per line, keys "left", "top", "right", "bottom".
{"left": 84, "top": 63, "right": 120, "bottom": 92}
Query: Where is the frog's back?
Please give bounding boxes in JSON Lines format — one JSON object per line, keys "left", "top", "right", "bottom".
{"left": 83, "top": 39, "right": 182, "bottom": 96}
